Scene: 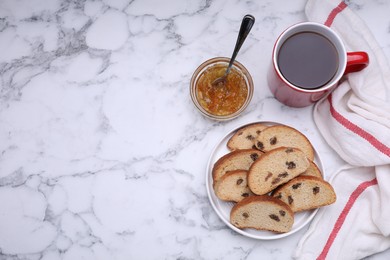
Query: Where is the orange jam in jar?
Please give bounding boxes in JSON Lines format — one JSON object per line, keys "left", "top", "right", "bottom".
{"left": 190, "top": 57, "right": 253, "bottom": 121}
{"left": 196, "top": 64, "right": 248, "bottom": 116}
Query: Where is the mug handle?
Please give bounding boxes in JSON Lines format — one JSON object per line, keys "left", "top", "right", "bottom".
{"left": 344, "top": 51, "right": 369, "bottom": 75}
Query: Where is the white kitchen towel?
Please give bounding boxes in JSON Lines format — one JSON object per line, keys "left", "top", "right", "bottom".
{"left": 294, "top": 0, "right": 390, "bottom": 259}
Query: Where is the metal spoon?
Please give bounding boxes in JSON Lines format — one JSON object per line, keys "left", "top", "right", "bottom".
{"left": 212, "top": 14, "right": 255, "bottom": 86}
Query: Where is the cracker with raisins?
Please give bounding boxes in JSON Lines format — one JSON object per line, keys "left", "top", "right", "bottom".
{"left": 227, "top": 123, "right": 269, "bottom": 151}
{"left": 254, "top": 125, "right": 315, "bottom": 161}
{"left": 230, "top": 195, "right": 294, "bottom": 233}
{"left": 214, "top": 170, "right": 254, "bottom": 202}
{"left": 272, "top": 176, "right": 336, "bottom": 212}
{"left": 212, "top": 149, "right": 263, "bottom": 183}
{"left": 248, "top": 147, "right": 310, "bottom": 195}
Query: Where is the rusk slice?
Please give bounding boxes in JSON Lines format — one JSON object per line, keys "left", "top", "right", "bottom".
{"left": 272, "top": 176, "right": 336, "bottom": 212}
{"left": 227, "top": 123, "right": 269, "bottom": 151}
{"left": 230, "top": 195, "right": 294, "bottom": 233}
{"left": 214, "top": 170, "right": 254, "bottom": 202}
{"left": 248, "top": 147, "right": 310, "bottom": 195}
{"left": 212, "top": 149, "right": 263, "bottom": 182}
{"left": 254, "top": 125, "right": 315, "bottom": 161}
{"left": 300, "top": 160, "right": 323, "bottom": 179}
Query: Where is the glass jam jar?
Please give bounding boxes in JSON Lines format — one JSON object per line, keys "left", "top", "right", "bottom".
{"left": 190, "top": 57, "right": 254, "bottom": 121}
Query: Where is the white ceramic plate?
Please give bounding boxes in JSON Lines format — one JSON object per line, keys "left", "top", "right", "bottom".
{"left": 205, "top": 121, "right": 324, "bottom": 240}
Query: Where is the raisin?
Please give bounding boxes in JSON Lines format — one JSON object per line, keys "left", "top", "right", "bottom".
{"left": 288, "top": 196, "right": 294, "bottom": 205}
{"left": 278, "top": 172, "right": 288, "bottom": 178}
{"left": 236, "top": 178, "right": 243, "bottom": 185}
{"left": 265, "top": 172, "right": 273, "bottom": 181}
{"left": 275, "top": 193, "right": 282, "bottom": 199}
{"left": 246, "top": 134, "right": 255, "bottom": 140}
{"left": 313, "top": 186, "right": 320, "bottom": 195}
{"left": 270, "top": 136, "right": 277, "bottom": 145}
{"left": 285, "top": 148, "right": 294, "bottom": 153}
{"left": 272, "top": 177, "right": 281, "bottom": 185}
{"left": 256, "top": 130, "right": 261, "bottom": 134}
{"left": 241, "top": 193, "right": 249, "bottom": 197}
{"left": 250, "top": 153, "right": 259, "bottom": 161}
{"left": 252, "top": 145, "right": 257, "bottom": 150}
{"left": 256, "top": 141, "right": 264, "bottom": 150}
{"left": 269, "top": 214, "right": 280, "bottom": 222}
{"left": 286, "top": 161, "right": 296, "bottom": 169}
{"left": 279, "top": 210, "right": 286, "bottom": 217}
{"left": 292, "top": 183, "right": 302, "bottom": 189}
{"left": 242, "top": 212, "right": 249, "bottom": 218}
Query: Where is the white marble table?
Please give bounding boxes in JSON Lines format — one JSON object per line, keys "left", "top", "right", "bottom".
{"left": 0, "top": 0, "right": 389, "bottom": 259}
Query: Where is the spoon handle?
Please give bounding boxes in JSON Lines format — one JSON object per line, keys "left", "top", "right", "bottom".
{"left": 226, "top": 14, "right": 255, "bottom": 75}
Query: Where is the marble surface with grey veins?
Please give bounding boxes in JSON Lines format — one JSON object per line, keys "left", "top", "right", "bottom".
{"left": 0, "top": 0, "right": 390, "bottom": 259}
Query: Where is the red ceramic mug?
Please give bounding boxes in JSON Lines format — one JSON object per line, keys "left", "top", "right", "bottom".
{"left": 268, "top": 22, "right": 369, "bottom": 107}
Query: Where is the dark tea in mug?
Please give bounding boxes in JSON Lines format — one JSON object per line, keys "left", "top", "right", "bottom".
{"left": 277, "top": 32, "right": 339, "bottom": 90}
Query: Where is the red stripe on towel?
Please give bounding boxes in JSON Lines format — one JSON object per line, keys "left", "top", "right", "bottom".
{"left": 328, "top": 94, "right": 390, "bottom": 157}
{"left": 324, "top": 1, "right": 390, "bottom": 157}
{"left": 316, "top": 3, "right": 382, "bottom": 259}
{"left": 317, "top": 178, "right": 378, "bottom": 260}
{"left": 324, "top": 1, "right": 347, "bottom": 26}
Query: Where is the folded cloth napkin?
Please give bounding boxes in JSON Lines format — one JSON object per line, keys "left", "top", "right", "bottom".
{"left": 294, "top": 0, "right": 390, "bottom": 259}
